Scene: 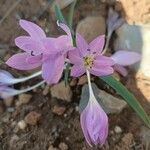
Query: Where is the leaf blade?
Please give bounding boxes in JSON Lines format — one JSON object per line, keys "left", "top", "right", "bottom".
{"left": 100, "top": 75, "right": 150, "bottom": 128}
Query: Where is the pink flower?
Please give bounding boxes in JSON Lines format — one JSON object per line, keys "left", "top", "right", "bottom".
{"left": 6, "top": 20, "right": 73, "bottom": 84}
{"left": 111, "top": 50, "right": 141, "bottom": 76}
{"left": 80, "top": 71, "right": 108, "bottom": 146}
{"left": 69, "top": 33, "right": 114, "bottom": 77}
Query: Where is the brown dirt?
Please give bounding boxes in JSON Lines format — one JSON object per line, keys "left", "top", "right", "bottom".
{"left": 0, "top": 0, "right": 150, "bottom": 150}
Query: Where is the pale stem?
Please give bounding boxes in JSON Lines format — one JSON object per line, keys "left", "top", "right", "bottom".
{"left": 11, "top": 71, "right": 42, "bottom": 84}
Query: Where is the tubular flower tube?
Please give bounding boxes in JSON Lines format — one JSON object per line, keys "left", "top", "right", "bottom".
{"left": 0, "top": 69, "right": 41, "bottom": 85}
{"left": 80, "top": 70, "right": 108, "bottom": 146}
{"left": 111, "top": 50, "right": 141, "bottom": 76}
{"left": 6, "top": 19, "right": 74, "bottom": 84}
{"left": 69, "top": 33, "right": 114, "bottom": 77}
{"left": 0, "top": 80, "right": 45, "bottom": 99}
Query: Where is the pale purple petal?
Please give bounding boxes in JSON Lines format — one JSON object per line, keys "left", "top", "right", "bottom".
{"left": 19, "top": 19, "right": 46, "bottom": 39}
{"left": 57, "top": 22, "right": 72, "bottom": 40}
{"left": 114, "top": 64, "right": 128, "bottom": 76}
{"left": 6, "top": 53, "right": 41, "bottom": 70}
{"left": 0, "top": 70, "right": 14, "bottom": 85}
{"left": 94, "top": 55, "right": 115, "bottom": 66}
{"left": 26, "top": 54, "right": 43, "bottom": 64}
{"left": 68, "top": 48, "right": 82, "bottom": 64}
{"left": 80, "top": 99, "right": 108, "bottom": 146}
{"left": 76, "top": 33, "right": 89, "bottom": 57}
{"left": 42, "top": 55, "right": 64, "bottom": 84}
{"left": 15, "top": 36, "right": 44, "bottom": 54}
{"left": 111, "top": 50, "right": 141, "bottom": 66}
{"left": 90, "top": 66, "right": 114, "bottom": 76}
{"left": 80, "top": 108, "right": 92, "bottom": 146}
{"left": 89, "top": 35, "right": 105, "bottom": 54}
{"left": 71, "top": 65, "right": 85, "bottom": 77}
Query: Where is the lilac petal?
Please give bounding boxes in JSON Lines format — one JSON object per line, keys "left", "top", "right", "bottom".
{"left": 19, "top": 19, "right": 46, "bottom": 39}
{"left": 90, "top": 66, "right": 114, "bottom": 76}
{"left": 111, "top": 50, "right": 141, "bottom": 66}
{"left": 0, "top": 86, "right": 18, "bottom": 99}
{"left": 86, "top": 101, "right": 108, "bottom": 145}
{"left": 94, "top": 55, "right": 115, "bottom": 66}
{"left": 0, "top": 70, "right": 14, "bottom": 85}
{"left": 6, "top": 53, "right": 41, "bottom": 70}
{"left": 26, "top": 54, "right": 43, "bottom": 64}
{"left": 42, "top": 55, "right": 64, "bottom": 84}
{"left": 68, "top": 48, "right": 82, "bottom": 64}
{"left": 71, "top": 65, "right": 85, "bottom": 77}
{"left": 80, "top": 108, "right": 92, "bottom": 147}
{"left": 114, "top": 64, "right": 128, "bottom": 76}
{"left": 15, "top": 36, "right": 44, "bottom": 54}
{"left": 57, "top": 22, "right": 72, "bottom": 39}
{"left": 76, "top": 33, "right": 89, "bottom": 57}
{"left": 89, "top": 35, "right": 105, "bottom": 54}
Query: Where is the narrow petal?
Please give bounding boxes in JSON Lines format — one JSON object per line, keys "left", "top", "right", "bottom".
{"left": 80, "top": 108, "right": 92, "bottom": 146}
{"left": 19, "top": 19, "right": 46, "bottom": 39}
{"left": 57, "top": 21, "right": 72, "bottom": 39}
{"left": 111, "top": 50, "right": 141, "bottom": 66}
{"left": 71, "top": 65, "right": 85, "bottom": 77}
{"left": 42, "top": 55, "right": 64, "bottom": 84}
{"left": 94, "top": 55, "right": 114, "bottom": 66}
{"left": 0, "top": 70, "right": 14, "bottom": 85}
{"left": 89, "top": 35, "right": 105, "bottom": 54}
{"left": 26, "top": 54, "right": 43, "bottom": 64}
{"left": 114, "top": 64, "right": 128, "bottom": 76}
{"left": 90, "top": 66, "right": 113, "bottom": 76}
{"left": 76, "top": 33, "right": 89, "bottom": 57}
{"left": 6, "top": 53, "right": 41, "bottom": 70}
{"left": 68, "top": 48, "right": 82, "bottom": 64}
{"left": 15, "top": 36, "right": 44, "bottom": 54}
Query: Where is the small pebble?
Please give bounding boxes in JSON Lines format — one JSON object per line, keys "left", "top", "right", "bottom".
{"left": 78, "top": 75, "right": 87, "bottom": 85}
{"left": 18, "top": 120, "right": 27, "bottom": 130}
{"left": 0, "top": 128, "right": 4, "bottom": 136}
{"left": 24, "top": 111, "right": 41, "bottom": 125}
{"left": 52, "top": 105, "right": 66, "bottom": 115}
{"left": 7, "top": 107, "right": 15, "bottom": 113}
{"left": 16, "top": 94, "right": 32, "bottom": 107}
{"left": 59, "top": 142, "right": 68, "bottom": 150}
{"left": 114, "top": 125, "right": 122, "bottom": 134}
{"left": 3, "top": 97, "right": 14, "bottom": 107}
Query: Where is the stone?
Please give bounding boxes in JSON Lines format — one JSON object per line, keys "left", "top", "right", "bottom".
{"left": 9, "top": 135, "right": 19, "bottom": 147}
{"left": 115, "top": 23, "right": 150, "bottom": 77}
{"left": 114, "top": 126, "right": 122, "bottom": 134}
{"left": 69, "top": 78, "right": 77, "bottom": 87}
{"left": 43, "top": 85, "right": 50, "bottom": 96}
{"left": 119, "top": 0, "right": 150, "bottom": 24}
{"left": 24, "top": 111, "right": 41, "bottom": 125}
{"left": 78, "top": 75, "right": 87, "bottom": 85}
{"left": 51, "top": 0, "right": 74, "bottom": 12}
{"left": 16, "top": 94, "right": 32, "bottom": 107}
{"left": 0, "top": 128, "right": 4, "bottom": 136}
{"left": 59, "top": 142, "right": 68, "bottom": 150}
{"left": 3, "top": 97, "right": 14, "bottom": 107}
{"left": 48, "top": 145, "right": 59, "bottom": 150}
{"left": 140, "top": 126, "right": 150, "bottom": 150}
{"left": 80, "top": 83, "right": 127, "bottom": 114}
{"left": 18, "top": 120, "right": 27, "bottom": 130}
{"left": 51, "top": 81, "right": 72, "bottom": 102}
{"left": 52, "top": 105, "right": 66, "bottom": 115}
{"left": 121, "top": 133, "right": 133, "bottom": 145}
{"left": 76, "top": 16, "right": 106, "bottom": 42}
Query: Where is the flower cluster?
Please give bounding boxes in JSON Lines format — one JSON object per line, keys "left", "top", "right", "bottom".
{"left": 3, "top": 19, "right": 140, "bottom": 147}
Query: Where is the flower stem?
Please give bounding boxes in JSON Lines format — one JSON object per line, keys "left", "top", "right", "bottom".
{"left": 11, "top": 71, "right": 42, "bottom": 84}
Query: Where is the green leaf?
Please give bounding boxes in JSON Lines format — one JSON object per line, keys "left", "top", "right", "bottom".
{"left": 54, "top": 5, "right": 66, "bottom": 23}
{"left": 64, "top": 63, "right": 70, "bottom": 86}
{"left": 100, "top": 75, "right": 150, "bottom": 128}
{"left": 67, "top": 0, "right": 77, "bottom": 29}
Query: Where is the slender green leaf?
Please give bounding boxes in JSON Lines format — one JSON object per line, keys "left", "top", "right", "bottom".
{"left": 100, "top": 75, "right": 150, "bottom": 128}
{"left": 54, "top": 5, "right": 66, "bottom": 23}
{"left": 67, "top": 0, "right": 77, "bottom": 29}
{"left": 64, "top": 63, "right": 70, "bottom": 86}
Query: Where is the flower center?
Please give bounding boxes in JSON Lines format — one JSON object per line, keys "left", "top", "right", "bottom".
{"left": 83, "top": 55, "right": 94, "bottom": 68}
